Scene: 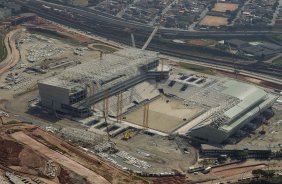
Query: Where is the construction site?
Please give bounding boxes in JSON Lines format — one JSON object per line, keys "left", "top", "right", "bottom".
{"left": 0, "top": 15, "right": 282, "bottom": 184}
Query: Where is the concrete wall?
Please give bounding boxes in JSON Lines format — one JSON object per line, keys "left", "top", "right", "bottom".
{"left": 38, "top": 83, "right": 70, "bottom": 111}
{"left": 188, "top": 126, "right": 228, "bottom": 144}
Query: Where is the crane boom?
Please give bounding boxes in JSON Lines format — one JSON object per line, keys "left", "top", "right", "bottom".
{"left": 131, "top": 33, "right": 136, "bottom": 48}
{"left": 142, "top": 25, "right": 160, "bottom": 50}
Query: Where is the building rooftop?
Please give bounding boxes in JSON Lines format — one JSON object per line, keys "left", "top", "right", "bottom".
{"left": 40, "top": 48, "right": 159, "bottom": 91}
{"left": 201, "top": 144, "right": 271, "bottom": 151}
{"left": 169, "top": 71, "right": 278, "bottom": 135}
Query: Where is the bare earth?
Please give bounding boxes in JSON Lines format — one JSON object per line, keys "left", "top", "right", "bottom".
{"left": 0, "top": 28, "right": 21, "bottom": 74}
{"left": 212, "top": 3, "right": 239, "bottom": 12}
{"left": 125, "top": 97, "right": 202, "bottom": 133}
{"left": 11, "top": 131, "right": 110, "bottom": 184}
{"left": 200, "top": 16, "right": 228, "bottom": 26}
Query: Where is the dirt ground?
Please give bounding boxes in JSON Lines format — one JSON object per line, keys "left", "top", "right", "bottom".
{"left": 11, "top": 131, "right": 110, "bottom": 184}
{"left": 199, "top": 15, "right": 228, "bottom": 26}
{"left": 115, "top": 133, "right": 197, "bottom": 173}
{"left": 212, "top": 3, "right": 239, "bottom": 12}
{"left": 0, "top": 28, "right": 21, "bottom": 74}
{"left": 188, "top": 39, "right": 216, "bottom": 46}
{"left": 238, "top": 103, "right": 282, "bottom": 147}
{"left": 125, "top": 97, "right": 203, "bottom": 133}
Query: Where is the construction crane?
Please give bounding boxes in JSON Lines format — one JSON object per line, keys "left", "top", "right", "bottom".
{"left": 103, "top": 111, "right": 118, "bottom": 153}
{"left": 86, "top": 82, "right": 96, "bottom": 112}
{"left": 131, "top": 33, "right": 136, "bottom": 48}
{"left": 142, "top": 25, "right": 161, "bottom": 50}
{"left": 143, "top": 103, "right": 149, "bottom": 129}
{"left": 227, "top": 43, "right": 239, "bottom": 79}
{"left": 103, "top": 89, "right": 109, "bottom": 118}
{"left": 116, "top": 92, "right": 123, "bottom": 123}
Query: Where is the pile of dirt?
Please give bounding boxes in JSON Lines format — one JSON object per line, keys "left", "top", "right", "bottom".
{"left": 58, "top": 167, "right": 89, "bottom": 184}
{"left": 0, "top": 139, "right": 24, "bottom": 165}
{"left": 0, "top": 137, "right": 59, "bottom": 178}
{"left": 151, "top": 176, "right": 186, "bottom": 184}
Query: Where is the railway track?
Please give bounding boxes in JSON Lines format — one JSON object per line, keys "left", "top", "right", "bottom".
{"left": 25, "top": 6, "right": 282, "bottom": 81}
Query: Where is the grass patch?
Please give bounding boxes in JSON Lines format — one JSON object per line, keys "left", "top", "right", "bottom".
{"left": 90, "top": 44, "right": 118, "bottom": 53}
{"left": 179, "top": 63, "right": 215, "bottom": 75}
{"left": 0, "top": 35, "right": 7, "bottom": 62}
{"left": 271, "top": 33, "right": 282, "bottom": 42}
{"left": 186, "top": 39, "right": 217, "bottom": 47}
{"left": 102, "top": 173, "right": 113, "bottom": 182}
{"left": 272, "top": 56, "right": 282, "bottom": 65}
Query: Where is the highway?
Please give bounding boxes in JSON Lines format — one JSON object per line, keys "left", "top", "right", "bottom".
{"left": 15, "top": 0, "right": 282, "bottom": 88}
{"left": 0, "top": 28, "right": 21, "bottom": 74}
{"left": 34, "top": 18, "right": 282, "bottom": 90}
{"left": 23, "top": 0, "right": 282, "bottom": 37}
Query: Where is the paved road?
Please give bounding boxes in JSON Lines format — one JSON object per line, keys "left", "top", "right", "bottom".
{"left": 27, "top": 0, "right": 282, "bottom": 36}
{"left": 188, "top": 8, "right": 209, "bottom": 31}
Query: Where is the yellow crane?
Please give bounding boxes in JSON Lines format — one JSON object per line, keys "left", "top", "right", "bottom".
{"left": 122, "top": 131, "right": 133, "bottom": 141}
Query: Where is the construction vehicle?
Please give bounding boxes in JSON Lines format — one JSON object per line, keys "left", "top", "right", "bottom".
{"left": 103, "top": 111, "right": 118, "bottom": 153}
{"left": 122, "top": 131, "right": 133, "bottom": 141}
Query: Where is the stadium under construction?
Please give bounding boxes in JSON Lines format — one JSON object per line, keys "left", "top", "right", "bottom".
{"left": 38, "top": 48, "right": 278, "bottom": 144}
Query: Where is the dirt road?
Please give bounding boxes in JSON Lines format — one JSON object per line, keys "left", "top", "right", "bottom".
{"left": 0, "top": 28, "right": 21, "bottom": 74}
{"left": 11, "top": 131, "right": 110, "bottom": 184}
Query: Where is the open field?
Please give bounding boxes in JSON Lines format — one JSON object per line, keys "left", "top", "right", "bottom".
{"left": 187, "top": 39, "right": 217, "bottom": 46}
{"left": 212, "top": 3, "right": 239, "bottom": 12}
{"left": 0, "top": 122, "right": 151, "bottom": 184}
{"left": 200, "top": 16, "right": 228, "bottom": 26}
{"left": 125, "top": 97, "right": 202, "bottom": 133}
{"left": 179, "top": 62, "right": 215, "bottom": 75}
{"left": 272, "top": 56, "right": 282, "bottom": 64}
{"left": 88, "top": 43, "right": 118, "bottom": 53}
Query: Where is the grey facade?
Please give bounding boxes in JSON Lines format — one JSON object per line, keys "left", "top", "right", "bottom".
{"left": 38, "top": 49, "right": 169, "bottom": 117}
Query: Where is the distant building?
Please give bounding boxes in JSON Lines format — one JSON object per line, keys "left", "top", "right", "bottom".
{"left": 224, "top": 39, "right": 249, "bottom": 49}
{"left": 200, "top": 144, "right": 272, "bottom": 158}
{"left": 225, "top": 39, "right": 282, "bottom": 59}
{"left": 69, "top": 0, "right": 89, "bottom": 7}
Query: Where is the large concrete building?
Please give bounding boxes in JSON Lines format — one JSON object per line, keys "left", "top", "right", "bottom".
{"left": 38, "top": 48, "right": 278, "bottom": 144}
{"left": 38, "top": 48, "right": 169, "bottom": 117}
{"left": 165, "top": 75, "right": 278, "bottom": 144}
